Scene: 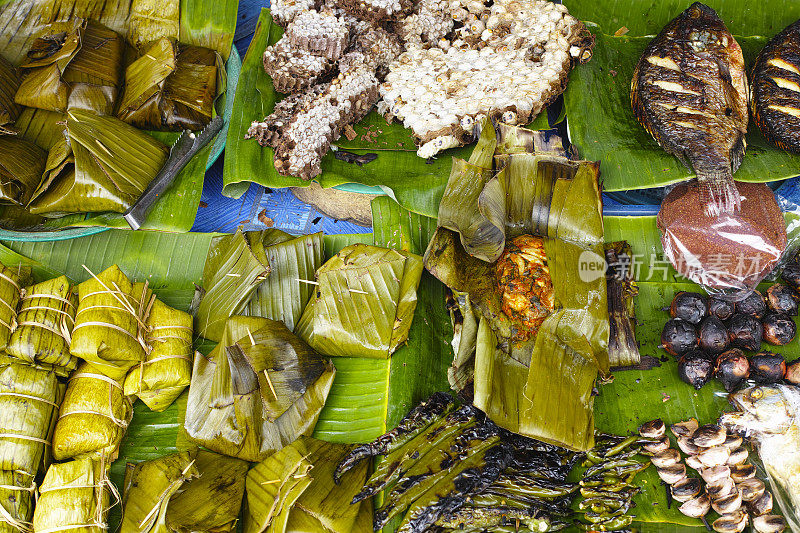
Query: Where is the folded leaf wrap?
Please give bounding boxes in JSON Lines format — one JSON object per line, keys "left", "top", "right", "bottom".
{"left": 0, "top": 470, "right": 34, "bottom": 533}
{"left": 0, "top": 262, "right": 30, "bottom": 351}
{"left": 33, "top": 457, "right": 110, "bottom": 533}
{"left": 0, "top": 57, "right": 20, "bottom": 134}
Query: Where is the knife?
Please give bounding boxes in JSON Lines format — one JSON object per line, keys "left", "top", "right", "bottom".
{"left": 124, "top": 115, "right": 224, "bottom": 230}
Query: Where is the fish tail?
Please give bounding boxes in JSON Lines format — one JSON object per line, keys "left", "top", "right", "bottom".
{"left": 696, "top": 173, "right": 741, "bottom": 217}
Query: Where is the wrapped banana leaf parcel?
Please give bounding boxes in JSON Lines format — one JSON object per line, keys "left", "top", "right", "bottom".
{"left": 0, "top": 262, "right": 31, "bottom": 350}
{"left": 116, "top": 37, "right": 220, "bottom": 132}
{"left": 124, "top": 283, "right": 193, "bottom": 412}
{"left": 33, "top": 457, "right": 112, "bottom": 533}
{"left": 14, "top": 18, "right": 124, "bottom": 114}
{"left": 243, "top": 437, "right": 372, "bottom": 533}
{"left": 7, "top": 275, "right": 78, "bottom": 376}
{"left": 0, "top": 135, "right": 47, "bottom": 207}
{"left": 194, "top": 229, "right": 323, "bottom": 341}
{"left": 184, "top": 316, "right": 336, "bottom": 461}
{"left": 0, "top": 57, "right": 20, "bottom": 134}
{"left": 27, "top": 109, "right": 168, "bottom": 216}
{"left": 424, "top": 121, "right": 609, "bottom": 452}
{"left": 0, "top": 470, "right": 35, "bottom": 533}
{"left": 52, "top": 362, "right": 132, "bottom": 461}
{"left": 295, "top": 243, "right": 424, "bottom": 359}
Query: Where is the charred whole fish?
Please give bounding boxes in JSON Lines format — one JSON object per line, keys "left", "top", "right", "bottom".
{"left": 751, "top": 20, "right": 800, "bottom": 152}
{"left": 631, "top": 2, "right": 748, "bottom": 217}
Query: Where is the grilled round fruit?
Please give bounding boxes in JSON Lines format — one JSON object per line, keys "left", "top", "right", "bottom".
{"left": 751, "top": 20, "right": 800, "bottom": 152}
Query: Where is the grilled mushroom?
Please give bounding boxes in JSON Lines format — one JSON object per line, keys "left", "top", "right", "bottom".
{"left": 651, "top": 448, "right": 682, "bottom": 468}
{"left": 693, "top": 424, "right": 727, "bottom": 447}
{"left": 671, "top": 477, "right": 703, "bottom": 503}
{"left": 679, "top": 493, "right": 711, "bottom": 518}
{"left": 712, "top": 491, "right": 743, "bottom": 514}
{"left": 657, "top": 463, "right": 688, "bottom": 484}
{"left": 678, "top": 436, "right": 702, "bottom": 455}
{"left": 707, "top": 476, "right": 737, "bottom": 500}
{"left": 643, "top": 436, "right": 671, "bottom": 454}
{"left": 712, "top": 510, "right": 748, "bottom": 533}
{"left": 752, "top": 514, "right": 786, "bottom": 533}
{"left": 639, "top": 419, "right": 666, "bottom": 439}
{"left": 700, "top": 465, "right": 731, "bottom": 485}
{"left": 686, "top": 455, "right": 705, "bottom": 470}
{"left": 748, "top": 490, "right": 773, "bottom": 515}
{"left": 721, "top": 434, "right": 743, "bottom": 450}
{"left": 698, "top": 445, "right": 731, "bottom": 467}
{"left": 726, "top": 446, "right": 748, "bottom": 465}
{"left": 739, "top": 477, "right": 766, "bottom": 502}
{"left": 729, "top": 464, "right": 756, "bottom": 482}
{"left": 671, "top": 419, "right": 699, "bottom": 438}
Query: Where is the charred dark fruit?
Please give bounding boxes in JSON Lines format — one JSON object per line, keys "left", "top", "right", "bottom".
{"left": 750, "top": 19, "right": 800, "bottom": 153}
{"left": 709, "top": 296, "right": 735, "bottom": 321}
{"left": 766, "top": 283, "right": 798, "bottom": 316}
{"left": 630, "top": 2, "right": 748, "bottom": 216}
{"left": 679, "top": 354, "right": 715, "bottom": 389}
{"left": 661, "top": 318, "right": 699, "bottom": 357}
{"left": 782, "top": 256, "right": 800, "bottom": 291}
{"left": 762, "top": 313, "right": 796, "bottom": 345}
{"left": 727, "top": 313, "right": 763, "bottom": 351}
{"left": 737, "top": 290, "right": 767, "bottom": 318}
{"left": 785, "top": 358, "right": 800, "bottom": 385}
{"left": 670, "top": 291, "right": 708, "bottom": 324}
{"left": 699, "top": 316, "right": 729, "bottom": 355}
{"left": 715, "top": 349, "right": 750, "bottom": 392}
{"left": 749, "top": 353, "right": 787, "bottom": 383}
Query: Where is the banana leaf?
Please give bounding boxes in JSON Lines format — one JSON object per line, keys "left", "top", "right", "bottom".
{"left": 71, "top": 264, "right": 147, "bottom": 380}
{"left": 605, "top": 241, "right": 641, "bottom": 368}
{"left": 164, "top": 450, "right": 248, "bottom": 533}
{"left": 52, "top": 362, "right": 132, "bottom": 461}
{"left": 7, "top": 275, "right": 78, "bottom": 373}
{"left": 244, "top": 437, "right": 371, "bottom": 533}
{"left": 0, "top": 361, "right": 59, "bottom": 476}
{"left": 33, "top": 457, "right": 111, "bottom": 533}
{"left": 0, "top": 57, "right": 20, "bottom": 134}
{"left": 447, "top": 290, "right": 477, "bottom": 394}
{"left": 0, "top": 262, "right": 30, "bottom": 351}
{"left": 128, "top": 0, "right": 180, "bottom": 50}
{"left": 243, "top": 232, "right": 324, "bottom": 331}
{"left": 0, "top": 471, "right": 34, "bottom": 533}
{"left": 120, "top": 451, "right": 198, "bottom": 533}
{"left": 116, "top": 38, "right": 218, "bottom": 132}
{"left": 184, "top": 316, "right": 336, "bottom": 461}
{"left": 295, "top": 243, "right": 424, "bottom": 359}
{"left": 124, "top": 283, "right": 193, "bottom": 412}
{"left": 15, "top": 19, "right": 123, "bottom": 113}
{"left": 28, "top": 110, "right": 169, "bottom": 216}
{"left": 0, "top": 135, "right": 46, "bottom": 208}
{"left": 564, "top": 32, "right": 800, "bottom": 192}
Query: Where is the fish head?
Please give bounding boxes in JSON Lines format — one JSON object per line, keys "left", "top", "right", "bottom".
{"left": 720, "top": 385, "right": 797, "bottom": 437}
{"left": 672, "top": 3, "right": 736, "bottom": 55}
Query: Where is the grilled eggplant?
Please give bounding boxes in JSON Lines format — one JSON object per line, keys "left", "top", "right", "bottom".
{"left": 631, "top": 2, "right": 748, "bottom": 217}
{"left": 751, "top": 20, "right": 800, "bottom": 152}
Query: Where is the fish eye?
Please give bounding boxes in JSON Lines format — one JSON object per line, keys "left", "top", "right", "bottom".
{"left": 749, "top": 387, "right": 763, "bottom": 400}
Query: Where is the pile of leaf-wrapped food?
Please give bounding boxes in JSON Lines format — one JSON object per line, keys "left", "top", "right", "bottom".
{"left": 424, "top": 119, "right": 608, "bottom": 451}
{"left": 0, "top": 7, "right": 223, "bottom": 225}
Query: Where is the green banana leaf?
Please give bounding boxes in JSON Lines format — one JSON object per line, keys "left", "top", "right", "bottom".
{"left": 564, "top": 32, "right": 800, "bottom": 192}
{"left": 128, "top": 0, "right": 180, "bottom": 50}
{"left": 0, "top": 0, "right": 238, "bottom": 233}
{"left": 0, "top": 56, "right": 20, "bottom": 133}
{"left": 222, "top": 8, "right": 553, "bottom": 217}
{"left": 563, "top": 0, "right": 800, "bottom": 38}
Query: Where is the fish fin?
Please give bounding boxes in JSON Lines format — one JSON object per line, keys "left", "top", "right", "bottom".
{"left": 730, "top": 134, "right": 746, "bottom": 173}
{"left": 696, "top": 172, "right": 741, "bottom": 217}
{"left": 716, "top": 58, "right": 745, "bottom": 121}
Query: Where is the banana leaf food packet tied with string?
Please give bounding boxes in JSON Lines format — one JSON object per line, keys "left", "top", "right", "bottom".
{"left": 658, "top": 181, "right": 787, "bottom": 297}
{"left": 120, "top": 451, "right": 199, "bottom": 533}
{"left": 0, "top": 470, "right": 35, "bottom": 533}
{"left": 70, "top": 265, "right": 147, "bottom": 381}
{"left": 0, "top": 362, "right": 60, "bottom": 476}
{"left": 33, "top": 457, "right": 112, "bottom": 533}
{"left": 243, "top": 437, "right": 371, "bottom": 533}
{"left": 423, "top": 122, "right": 608, "bottom": 451}
{"left": 295, "top": 244, "right": 424, "bottom": 359}
{"left": 7, "top": 275, "right": 78, "bottom": 375}
{"left": 0, "top": 57, "right": 21, "bottom": 134}
{"left": 0, "top": 135, "right": 47, "bottom": 207}
{"left": 0, "top": 262, "right": 31, "bottom": 351}
{"left": 52, "top": 362, "right": 131, "bottom": 461}
{"left": 14, "top": 19, "right": 124, "bottom": 114}
{"left": 27, "top": 110, "right": 168, "bottom": 217}
{"left": 116, "top": 37, "right": 219, "bottom": 132}
{"left": 123, "top": 283, "right": 193, "bottom": 412}
{"left": 184, "top": 316, "right": 336, "bottom": 462}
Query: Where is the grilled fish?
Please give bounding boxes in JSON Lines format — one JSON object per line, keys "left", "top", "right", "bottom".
{"left": 751, "top": 20, "right": 800, "bottom": 152}
{"left": 631, "top": 2, "right": 748, "bottom": 217}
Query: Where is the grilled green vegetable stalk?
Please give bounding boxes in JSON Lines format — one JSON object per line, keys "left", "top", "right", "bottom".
{"left": 334, "top": 391, "right": 455, "bottom": 482}
{"left": 605, "top": 242, "right": 640, "bottom": 368}
{"left": 630, "top": 2, "right": 748, "bottom": 217}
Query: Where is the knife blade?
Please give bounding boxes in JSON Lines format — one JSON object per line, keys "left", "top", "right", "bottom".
{"left": 123, "top": 115, "right": 224, "bottom": 230}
